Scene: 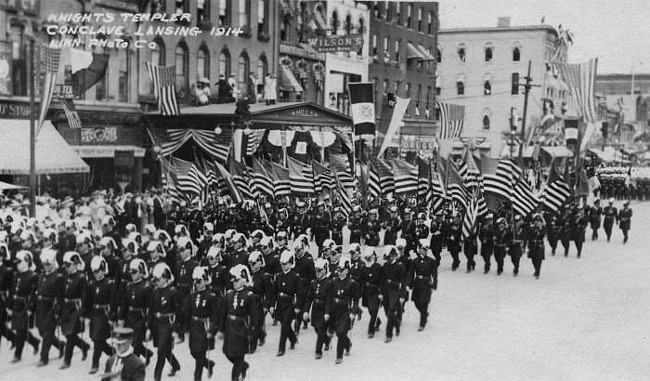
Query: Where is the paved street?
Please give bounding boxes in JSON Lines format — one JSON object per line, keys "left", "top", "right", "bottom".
{"left": 2, "top": 201, "right": 649, "bottom": 381}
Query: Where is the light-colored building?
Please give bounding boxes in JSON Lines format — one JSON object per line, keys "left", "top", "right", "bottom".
{"left": 323, "top": 0, "right": 370, "bottom": 115}
{"left": 437, "top": 19, "right": 568, "bottom": 156}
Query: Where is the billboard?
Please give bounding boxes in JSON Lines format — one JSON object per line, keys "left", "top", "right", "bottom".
{"left": 307, "top": 34, "right": 364, "bottom": 53}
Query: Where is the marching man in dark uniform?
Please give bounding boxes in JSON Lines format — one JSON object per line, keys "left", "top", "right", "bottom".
{"left": 149, "top": 263, "right": 181, "bottom": 381}
{"left": 100, "top": 327, "right": 146, "bottom": 381}
{"left": 312, "top": 201, "right": 331, "bottom": 254}
{"left": 11, "top": 250, "right": 40, "bottom": 363}
{"left": 430, "top": 212, "right": 445, "bottom": 262}
{"left": 509, "top": 216, "right": 526, "bottom": 276}
{"left": 292, "top": 238, "right": 315, "bottom": 336}
{"left": 0, "top": 243, "right": 15, "bottom": 349}
{"left": 330, "top": 207, "right": 347, "bottom": 246}
{"left": 603, "top": 198, "right": 618, "bottom": 242}
{"left": 34, "top": 249, "right": 65, "bottom": 366}
{"left": 326, "top": 256, "right": 361, "bottom": 364}
{"left": 248, "top": 251, "right": 275, "bottom": 351}
{"left": 399, "top": 208, "right": 416, "bottom": 255}
{"left": 175, "top": 237, "right": 198, "bottom": 308}
{"left": 118, "top": 258, "right": 154, "bottom": 365}
{"left": 360, "top": 251, "right": 382, "bottom": 338}
{"left": 446, "top": 213, "right": 463, "bottom": 271}
{"left": 364, "top": 209, "right": 382, "bottom": 247}
{"left": 183, "top": 267, "right": 219, "bottom": 381}
{"left": 619, "top": 200, "right": 633, "bottom": 243}
{"left": 274, "top": 250, "right": 302, "bottom": 357}
{"left": 348, "top": 206, "right": 364, "bottom": 245}
{"left": 528, "top": 214, "right": 547, "bottom": 279}
{"left": 86, "top": 256, "right": 118, "bottom": 375}
{"left": 572, "top": 207, "right": 588, "bottom": 258}
{"left": 303, "top": 258, "right": 332, "bottom": 358}
{"left": 560, "top": 210, "right": 573, "bottom": 257}
{"left": 493, "top": 218, "right": 509, "bottom": 275}
{"left": 384, "top": 206, "right": 401, "bottom": 246}
{"left": 589, "top": 198, "right": 603, "bottom": 240}
{"left": 545, "top": 214, "right": 560, "bottom": 255}
{"left": 381, "top": 246, "right": 406, "bottom": 343}
{"left": 219, "top": 264, "right": 260, "bottom": 381}
{"left": 59, "top": 251, "right": 90, "bottom": 369}
{"left": 409, "top": 239, "right": 438, "bottom": 331}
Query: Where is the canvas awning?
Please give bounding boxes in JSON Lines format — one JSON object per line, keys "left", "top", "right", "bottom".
{"left": 417, "top": 44, "right": 436, "bottom": 61}
{"left": 70, "top": 145, "right": 146, "bottom": 158}
{"left": 313, "top": 9, "right": 327, "bottom": 30}
{"left": 406, "top": 43, "right": 425, "bottom": 60}
{"left": 0, "top": 181, "right": 26, "bottom": 190}
{"left": 0, "top": 120, "right": 89, "bottom": 175}
{"left": 542, "top": 146, "right": 573, "bottom": 158}
{"left": 279, "top": 65, "right": 303, "bottom": 92}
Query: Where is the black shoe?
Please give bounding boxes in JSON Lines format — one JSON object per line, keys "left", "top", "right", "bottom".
{"left": 145, "top": 349, "right": 153, "bottom": 366}
{"left": 11, "top": 357, "right": 21, "bottom": 363}
{"left": 33, "top": 341, "right": 40, "bottom": 355}
{"left": 484, "top": 269, "right": 489, "bottom": 274}
{"left": 345, "top": 343, "right": 351, "bottom": 356}
{"left": 89, "top": 367, "right": 99, "bottom": 374}
{"left": 395, "top": 326, "right": 400, "bottom": 337}
{"left": 37, "top": 360, "right": 48, "bottom": 367}
{"left": 368, "top": 332, "right": 374, "bottom": 338}
{"left": 168, "top": 368, "right": 179, "bottom": 377}
{"left": 207, "top": 360, "right": 215, "bottom": 378}
{"left": 290, "top": 341, "right": 296, "bottom": 350}
{"left": 497, "top": 270, "right": 503, "bottom": 275}
{"left": 58, "top": 342, "right": 65, "bottom": 359}
{"left": 59, "top": 362, "right": 70, "bottom": 370}
{"left": 324, "top": 340, "right": 330, "bottom": 351}
{"left": 375, "top": 318, "right": 382, "bottom": 331}
{"left": 10, "top": 341, "right": 15, "bottom": 350}
{"left": 315, "top": 352, "right": 323, "bottom": 359}
{"left": 417, "top": 326, "right": 425, "bottom": 332}
{"left": 82, "top": 345, "right": 88, "bottom": 361}
{"left": 241, "top": 362, "right": 249, "bottom": 380}
{"left": 276, "top": 350, "right": 285, "bottom": 357}
{"left": 384, "top": 336, "right": 392, "bottom": 343}
{"left": 335, "top": 358, "right": 342, "bottom": 364}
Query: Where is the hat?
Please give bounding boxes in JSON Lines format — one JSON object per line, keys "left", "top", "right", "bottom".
{"left": 144, "top": 224, "right": 156, "bottom": 234}
{"left": 16, "top": 250, "right": 36, "bottom": 271}
{"left": 314, "top": 258, "right": 329, "bottom": 274}
{"left": 63, "top": 251, "right": 84, "bottom": 270}
{"left": 129, "top": 258, "right": 149, "bottom": 277}
{"left": 152, "top": 262, "right": 174, "bottom": 282}
{"left": 395, "top": 238, "right": 406, "bottom": 249}
{"left": 126, "top": 224, "right": 138, "bottom": 233}
{"left": 99, "top": 236, "right": 117, "bottom": 249}
{"left": 40, "top": 248, "right": 58, "bottom": 267}
{"left": 174, "top": 224, "right": 188, "bottom": 235}
{"left": 418, "top": 239, "right": 430, "bottom": 249}
{"left": 203, "top": 222, "right": 214, "bottom": 232}
{"left": 108, "top": 327, "right": 134, "bottom": 346}
{"left": 623, "top": 200, "right": 630, "bottom": 206}
{"left": 90, "top": 256, "right": 108, "bottom": 273}
{"left": 609, "top": 198, "right": 615, "bottom": 203}
{"left": 123, "top": 239, "right": 139, "bottom": 253}
{"left": 348, "top": 242, "right": 361, "bottom": 254}
{"left": 497, "top": 217, "right": 507, "bottom": 225}
{"left": 259, "top": 236, "right": 274, "bottom": 248}
{"left": 156, "top": 229, "right": 171, "bottom": 242}
{"left": 251, "top": 230, "right": 265, "bottom": 239}
{"left": 207, "top": 246, "right": 223, "bottom": 261}
{"left": 198, "top": 77, "right": 210, "bottom": 84}
{"left": 280, "top": 249, "right": 295, "bottom": 267}
{"left": 101, "top": 216, "right": 115, "bottom": 226}
{"left": 248, "top": 250, "right": 265, "bottom": 266}
{"left": 192, "top": 266, "right": 211, "bottom": 284}
{"left": 338, "top": 256, "right": 351, "bottom": 271}
{"left": 229, "top": 264, "right": 252, "bottom": 284}
{"left": 224, "top": 229, "right": 237, "bottom": 240}
{"left": 176, "top": 236, "right": 195, "bottom": 255}
{"left": 385, "top": 245, "right": 399, "bottom": 257}
{"left": 322, "top": 239, "right": 335, "bottom": 251}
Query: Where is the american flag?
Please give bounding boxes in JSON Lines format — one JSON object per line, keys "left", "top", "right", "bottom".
{"left": 287, "top": 157, "right": 314, "bottom": 195}
{"left": 462, "top": 193, "right": 479, "bottom": 239}
{"left": 246, "top": 129, "right": 265, "bottom": 156}
{"left": 430, "top": 172, "right": 445, "bottom": 212}
{"left": 542, "top": 179, "right": 572, "bottom": 213}
{"left": 447, "top": 162, "right": 469, "bottom": 210}
{"left": 329, "top": 154, "right": 355, "bottom": 189}
{"left": 251, "top": 158, "right": 274, "bottom": 198}
{"left": 368, "top": 159, "right": 382, "bottom": 198}
{"left": 59, "top": 98, "right": 82, "bottom": 129}
{"left": 312, "top": 161, "right": 334, "bottom": 193}
{"left": 484, "top": 159, "right": 538, "bottom": 217}
{"left": 37, "top": 46, "right": 61, "bottom": 136}
{"left": 417, "top": 157, "right": 431, "bottom": 202}
{"left": 436, "top": 101, "right": 465, "bottom": 139}
{"left": 213, "top": 128, "right": 232, "bottom": 164}
{"left": 215, "top": 161, "right": 244, "bottom": 203}
{"left": 176, "top": 164, "right": 208, "bottom": 195}
{"left": 557, "top": 58, "right": 598, "bottom": 123}
{"left": 230, "top": 160, "right": 255, "bottom": 200}
{"left": 269, "top": 161, "right": 291, "bottom": 197}
{"left": 146, "top": 62, "right": 179, "bottom": 116}
{"left": 391, "top": 159, "right": 418, "bottom": 194}
{"left": 333, "top": 170, "right": 352, "bottom": 216}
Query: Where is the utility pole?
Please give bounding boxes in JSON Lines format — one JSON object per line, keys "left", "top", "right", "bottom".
{"left": 29, "top": 37, "right": 36, "bottom": 218}
{"left": 518, "top": 60, "right": 533, "bottom": 165}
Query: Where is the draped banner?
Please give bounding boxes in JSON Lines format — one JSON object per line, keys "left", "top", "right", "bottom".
{"left": 149, "top": 129, "right": 228, "bottom": 159}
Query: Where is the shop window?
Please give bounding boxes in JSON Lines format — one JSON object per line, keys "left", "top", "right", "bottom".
{"left": 511, "top": 73, "right": 519, "bottom": 95}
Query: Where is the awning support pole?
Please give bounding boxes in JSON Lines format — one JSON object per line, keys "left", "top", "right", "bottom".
{"left": 29, "top": 37, "right": 36, "bottom": 217}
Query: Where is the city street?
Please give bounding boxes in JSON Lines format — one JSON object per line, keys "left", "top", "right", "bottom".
{"left": 2, "top": 201, "right": 648, "bottom": 381}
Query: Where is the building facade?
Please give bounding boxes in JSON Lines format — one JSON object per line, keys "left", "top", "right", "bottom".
{"left": 367, "top": 1, "right": 439, "bottom": 158}
{"left": 596, "top": 73, "right": 650, "bottom": 123}
{"left": 437, "top": 20, "right": 567, "bottom": 156}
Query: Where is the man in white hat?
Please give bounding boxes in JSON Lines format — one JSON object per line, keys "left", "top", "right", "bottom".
{"left": 59, "top": 251, "right": 90, "bottom": 369}
{"left": 410, "top": 239, "right": 438, "bottom": 331}
{"left": 34, "top": 249, "right": 66, "bottom": 366}
{"left": 10, "top": 251, "right": 40, "bottom": 363}
{"left": 87, "top": 256, "right": 116, "bottom": 375}
{"left": 327, "top": 257, "right": 361, "bottom": 364}
{"left": 184, "top": 266, "right": 217, "bottom": 380}
{"left": 303, "top": 258, "right": 332, "bottom": 358}
{"left": 149, "top": 263, "right": 181, "bottom": 381}
{"left": 274, "top": 250, "right": 300, "bottom": 357}
{"left": 118, "top": 259, "right": 153, "bottom": 365}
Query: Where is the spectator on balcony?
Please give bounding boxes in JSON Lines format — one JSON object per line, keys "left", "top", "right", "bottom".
{"left": 192, "top": 78, "right": 211, "bottom": 106}
{"left": 215, "top": 74, "right": 232, "bottom": 104}
{"left": 264, "top": 73, "right": 277, "bottom": 105}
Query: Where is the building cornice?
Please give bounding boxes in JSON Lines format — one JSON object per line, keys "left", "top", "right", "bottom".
{"left": 439, "top": 25, "right": 558, "bottom": 37}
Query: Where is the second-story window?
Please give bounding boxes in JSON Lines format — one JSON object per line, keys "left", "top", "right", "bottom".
{"left": 513, "top": 46, "right": 521, "bottom": 61}
{"left": 485, "top": 45, "right": 493, "bottom": 62}
{"left": 406, "top": 3, "right": 412, "bottom": 28}
{"left": 218, "top": 0, "right": 230, "bottom": 27}
{"left": 331, "top": 11, "right": 339, "bottom": 34}
{"left": 280, "top": 13, "right": 291, "bottom": 41}
{"left": 458, "top": 45, "right": 466, "bottom": 62}
{"left": 239, "top": 0, "right": 251, "bottom": 31}
{"left": 371, "top": 34, "right": 378, "bottom": 59}
{"left": 258, "top": 0, "right": 268, "bottom": 38}
{"left": 484, "top": 80, "right": 491, "bottom": 95}
{"left": 345, "top": 14, "right": 353, "bottom": 34}
{"left": 197, "top": 46, "right": 210, "bottom": 80}
{"left": 511, "top": 73, "right": 519, "bottom": 94}
{"left": 456, "top": 80, "right": 464, "bottom": 95}
{"left": 175, "top": 43, "right": 188, "bottom": 91}
{"left": 394, "top": 40, "right": 400, "bottom": 63}
{"left": 417, "top": 7, "right": 422, "bottom": 31}
{"left": 197, "top": 0, "right": 209, "bottom": 24}
{"left": 8, "top": 24, "right": 26, "bottom": 96}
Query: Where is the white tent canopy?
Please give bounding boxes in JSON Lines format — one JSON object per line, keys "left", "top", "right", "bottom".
{"left": 0, "top": 180, "right": 26, "bottom": 190}
{"left": 0, "top": 120, "right": 89, "bottom": 175}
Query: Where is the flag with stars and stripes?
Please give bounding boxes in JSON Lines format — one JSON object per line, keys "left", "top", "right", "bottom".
{"left": 329, "top": 153, "right": 355, "bottom": 189}
{"left": 230, "top": 160, "right": 255, "bottom": 200}
{"left": 37, "top": 46, "right": 61, "bottom": 136}
{"left": 313, "top": 161, "right": 334, "bottom": 194}
{"left": 251, "top": 158, "right": 275, "bottom": 198}
{"left": 59, "top": 98, "right": 82, "bottom": 129}
{"left": 269, "top": 161, "right": 291, "bottom": 197}
{"left": 146, "top": 62, "right": 179, "bottom": 116}
{"left": 557, "top": 58, "right": 598, "bottom": 123}
{"left": 288, "top": 157, "right": 314, "bottom": 195}
{"left": 436, "top": 101, "right": 465, "bottom": 139}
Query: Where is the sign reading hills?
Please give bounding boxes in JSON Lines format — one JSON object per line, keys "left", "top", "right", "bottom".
{"left": 307, "top": 34, "right": 364, "bottom": 53}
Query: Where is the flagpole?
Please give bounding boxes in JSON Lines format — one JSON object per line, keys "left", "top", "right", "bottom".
{"left": 29, "top": 37, "right": 36, "bottom": 217}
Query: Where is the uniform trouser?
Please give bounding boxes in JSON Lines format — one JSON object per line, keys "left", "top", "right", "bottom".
{"left": 532, "top": 258, "right": 543, "bottom": 276}
{"left": 1, "top": 326, "right": 15, "bottom": 347}
{"left": 622, "top": 228, "right": 629, "bottom": 242}
{"left": 574, "top": 240, "right": 584, "bottom": 256}
{"left": 63, "top": 333, "right": 90, "bottom": 364}
{"left": 449, "top": 248, "right": 461, "bottom": 269}
{"left": 336, "top": 331, "right": 350, "bottom": 359}
{"left": 14, "top": 329, "right": 40, "bottom": 360}
{"left": 154, "top": 329, "right": 180, "bottom": 381}
{"left": 38, "top": 326, "right": 62, "bottom": 362}
{"left": 315, "top": 326, "right": 329, "bottom": 354}
{"left": 561, "top": 239, "right": 571, "bottom": 255}
{"left": 91, "top": 339, "right": 113, "bottom": 368}
{"left": 226, "top": 354, "right": 247, "bottom": 381}
{"left": 367, "top": 308, "right": 380, "bottom": 335}
{"left": 604, "top": 223, "right": 614, "bottom": 240}
{"left": 480, "top": 245, "right": 493, "bottom": 272}
{"left": 414, "top": 302, "right": 429, "bottom": 327}
{"left": 384, "top": 305, "right": 401, "bottom": 338}
{"left": 510, "top": 255, "right": 521, "bottom": 274}
{"left": 464, "top": 252, "right": 475, "bottom": 270}
{"left": 592, "top": 226, "right": 599, "bottom": 240}
{"left": 548, "top": 239, "right": 558, "bottom": 253}
{"left": 494, "top": 253, "right": 505, "bottom": 273}
{"left": 278, "top": 320, "right": 297, "bottom": 352}
{"left": 190, "top": 350, "right": 213, "bottom": 381}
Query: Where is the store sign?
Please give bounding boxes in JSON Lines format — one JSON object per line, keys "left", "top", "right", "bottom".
{"left": 279, "top": 44, "right": 325, "bottom": 60}
{"left": 0, "top": 99, "right": 31, "bottom": 118}
{"left": 115, "top": 150, "right": 134, "bottom": 187}
{"left": 0, "top": 41, "right": 12, "bottom": 96}
{"left": 307, "top": 34, "right": 364, "bottom": 53}
{"left": 0, "top": 0, "right": 40, "bottom": 15}
{"left": 81, "top": 127, "right": 118, "bottom": 142}
{"left": 400, "top": 136, "right": 438, "bottom": 153}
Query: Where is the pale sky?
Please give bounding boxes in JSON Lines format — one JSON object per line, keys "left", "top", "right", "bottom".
{"left": 434, "top": 0, "right": 650, "bottom": 74}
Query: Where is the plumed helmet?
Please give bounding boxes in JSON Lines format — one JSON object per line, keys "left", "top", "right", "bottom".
{"left": 322, "top": 239, "right": 336, "bottom": 251}
{"left": 206, "top": 246, "right": 222, "bottom": 261}
{"left": 99, "top": 236, "right": 117, "bottom": 250}
{"left": 123, "top": 239, "right": 140, "bottom": 253}
{"left": 280, "top": 249, "right": 295, "bottom": 268}
{"left": 229, "top": 264, "right": 252, "bottom": 284}
{"left": 90, "top": 256, "right": 108, "bottom": 273}
{"left": 191, "top": 266, "right": 211, "bottom": 284}
{"left": 212, "top": 233, "right": 225, "bottom": 246}
{"left": 417, "top": 212, "right": 426, "bottom": 220}
{"left": 348, "top": 243, "right": 361, "bottom": 254}
{"left": 174, "top": 224, "right": 188, "bottom": 235}
{"left": 156, "top": 229, "right": 171, "bottom": 242}
{"left": 16, "top": 250, "right": 36, "bottom": 271}
{"left": 128, "top": 232, "right": 142, "bottom": 244}
{"left": 362, "top": 250, "right": 377, "bottom": 265}
{"left": 76, "top": 232, "right": 92, "bottom": 245}
{"left": 259, "top": 236, "right": 274, "bottom": 248}
{"left": 248, "top": 250, "right": 265, "bottom": 267}
{"left": 43, "top": 228, "right": 58, "bottom": 243}
{"left": 395, "top": 238, "right": 407, "bottom": 249}
{"left": 384, "top": 245, "right": 399, "bottom": 259}
{"left": 152, "top": 262, "right": 174, "bottom": 282}
{"left": 10, "top": 222, "right": 24, "bottom": 236}
{"left": 126, "top": 224, "right": 138, "bottom": 234}
{"left": 129, "top": 258, "right": 149, "bottom": 278}
{"left": 292, "top": 239, "right": 305, "bottom": 251}
{"left": 40, "top": 248, "right": 58, "bottom": 267}
{"left": 20, "top": 230, "right": 35, "bottom": 242}
{"left": 147, "top": 240, "right": 166, "bottom": 257}
{"left": 418, "top": 239, "right": 430, "bottom": 250}
{"left": 101, "top": 215, "right": 115, "bottom": 226}
{"left": 63, "top": 251, "right": 85, "bottom": 271}
{"left": 338, "top": 256, "right": 351, "bottom": 271}
{"left": 143, "top": 224, "right": 156, "bottom": 234}
{"left": 176, "top": 236, "right": 195, "bottom": 256}
{"left": 203, "top": 222, "right": 214, "bottom": 232}
{"left": 497, "top": 217, "right": 507, "bottom": 226}
{"left": 224, "top": 229, "right": 237, "bottom": 240}
{"left": 296, "top": 234, "right": 309, "bottom": 247}
{"left": 251, "top": 230, "right": 265, "bottom": 239}
{"left": 314, "top": 258, "right": 329, "bottom": 276}
{"left": 0, "top": 242, "right": 9, "bottom": 259}
{"left": 609, "top": 198, "right": 614, "bottom": 204}
{"left": 276, "top": 231, "right": 288, "bottom": 240}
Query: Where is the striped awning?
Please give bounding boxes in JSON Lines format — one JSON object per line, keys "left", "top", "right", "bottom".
{"left": 542, "top": 146, "right": 573, "bottom": 158}
{"left": 417, "top": 44, "right": 436, "bottom": 61}
{"left": 406, "top": 43, "right": 425, "bottom": 60}
{"left": 279, "top": 65, "right": 303, "bottom": 92}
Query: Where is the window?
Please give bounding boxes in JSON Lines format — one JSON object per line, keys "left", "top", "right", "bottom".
{"left": 404, "top": 82, "right": 411, "bottom": 116}
{"left": 175, "top": 0, "right": 187, "bottom": 14}
{"left": 382, "top": 79, "right": 390, "bottom": 108}
{"left": 395, "top": 3, "right": 401, "bottom": 25}
{"left": 218, "top": 0, "right": 230, "bottom": 27}
{"left": 513, "top": 46, "right": 521, "bottom": 61}
{"left": 511, "top": 73, "right": 519, "bottom": 95}
{"left": 483, "top": 115, "right": 491, "bottom": 130}
{"left": 427, "top": 12, "right": 433, "bottom": 34}
{"left": 197, "top": 0, "right": 209, "bottom": 24}
{"left": 416, "top": 84, "right": 422, "bottom": 117}
{"left": 297, "top": 2, "right": 307, "bottom": 42}
{"left": 8, "top": 24, "right": 26, "bottom": 96}
{"left": 485, "top": 45, "right": 493, "bottom": 62}
{"left": 358, "top": 17, "right": 365, "bottom": 34}
{"left": 484, "top": 80, "right": 491, "bottom": 95}
{"left": 373, "top": 2, "right": 380, "bottom": 19}
{"left": 175, "top": 43, "right": 188, "bottom": 90}
{"left": 238, "top": 53, "right": 249, "bottom": 91}
{"left": 197, "top": 47, "right": 209, "bottom": 80}
{"left": 383, "top": 37, "right": 390, "bottom": 63}
{"left": 95, "top": 64, "right": 108, "bottom": 101}
{"left": 219, "top": 49, "right": 230, "bottom": 79}
{"left": 119, "top": 71, "right": 128, "bottom": 102}
{"left": 457, "top": 45, "right": 466, "bottom": 62}
{"left": 426, "top": 86, "right": 432, "bottom": 119}
{"left": 258, "top": 0, "right": 269, "bottom": 38}
{"left": 257, "top": 56, "right": 267, "bottom": 82}
{"left": 371, "top": 34, "right": 378, "bottom": 58}
{"left": 435, "top": 79, "right": 441, "bottom": 96}
{"left": 394, "top": 40, "right": 400, "bottom": 62}
{"left": 456, "top": 81, "right": 464, "bottom": 95}
{"left": 406, "top": 3, "right": 412, "bottom": 28}
{"left": 374, "top": 77, "right": 381, "bottom": 116}
{"left": 331, "top": 11, "right": 339, "bottom": 34}
{"left": 435, "top": 47, "right": 441, "bottom": 63}
{"left": 345, "top": 14, "right": 352, "bottom": 35}
{"left": 386, "top": 2, "right": 392, "bottom": 22}
{"left": 239, "top": 0, "right": 251, "bottom": 29}
{"left": 417, "top": 8, "right": 422, "bottom": 31}
{"left": 280, "top": 13, "right": 291, "bottom": 41}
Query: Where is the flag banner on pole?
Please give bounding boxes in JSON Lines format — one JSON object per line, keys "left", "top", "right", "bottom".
{"left": 333, "top": 170, "right": 352, "bottom": 216}
{"left": 557, "top": 58, "right": 598, "bottom": 123}
{"left": 368, "top": 159, "right": 382, "bottom": 198}
{"left": 251, "top": 158, "right": 274, "bottom": 198}
{"left": 347, "top": 82, "right": 376, "bottom": 136}
{"left": 269, "top": 161, "right": 291, "bottom": 197}
{"left": 230, "top": 160, "right": 255, "bottom": 200}
{"left": 462, "top": 194, "right": 479, "bottom": 239}
{"left": 391, "top": 159, "right": 418, "bottom": 194}
{"left": 215, "top": 161, "right": 244, "bottom": 203}
{"left": 436, "top": 101, "right": 465, "bottom": 139}
{"left": 59, "top": 98, "right": 82, "bottom": 129}
{"left": 145, "top": 61, "right": 160, "bottom": 100}
{"left": 447, "top": 162, "right": 469, "bottom": 210}
{"left": 149, "top": 128, "right": 231, "bottom": 162}
{"left": 377, "top": 159, "right": 395, "bottom": 195}
{"left": 512, "top": 178, "right": 538, "bottom": 217}
{"left": 37, "top": 46, "right": 61, "bottom": 136}
{"left": 463, "top": 150, "right": 482, "bottom": 189}
{"left": 330, "top": 153, "right": 355, "bottom": 189}
{"left": 312, "top": 161, "right": 334, "bottom": 193}
{"left": 377, "top": 96, "right": 410, "bottom": 157}
{"left": 146, "top": 62, "right": 179, "bottom": 115}
{"left": 542, "top": 179, "right": 572, "bottom": 213}
{"left": 430, "top": 171, "right": 445, "bottom": 211}
{"left": 176, "top": 164, "right": 207, "bottom": 195}
{"left": 483, "top": 159, "right": 515, "bottom": 201}
{"left": 417, "top": 157, "right": 431, "bottom": 201}
{"left": 288, "top": 157, "right": 314, "bottom": 195}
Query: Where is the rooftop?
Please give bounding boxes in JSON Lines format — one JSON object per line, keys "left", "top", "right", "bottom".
{"left": 439, "top": 24, "right": 558, "bottom": 36}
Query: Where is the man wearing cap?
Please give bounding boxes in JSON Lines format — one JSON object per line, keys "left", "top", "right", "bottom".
{"left": 493, "top": 218, "right": 510, "bottom": 275}
{"left": 618, "top": 201, "right": 633, "bottom": 243}
{"left": 365, "top": 209, "right": 382, "bottom": 247}
{"left": 603, "top": 198, "right": 618, "bottom": 242}
{"left": 329, "top": 207, "right": 346, "bottom": 246}
{"left": 360, "top": 250, "right": 382, "bottom": 338}
{"left": 59, "top": 252, "right": 90, "bottom": 369}
{"left": 545, "top": 213, "right": 560, "bottom": 255}
{"left": 478, "top": 214, "right": 495, "bottom": 274}
{"left": 86, "top": 256, "right": 118, "bottom": 374}
{"left": 326, "top": 257, "right": 360, "bottom": 364}
{"left": 383, "top": 206, "right": 402, "bottom": 246}
{"left": 509, "top": 216, "right": 526, "bottom": 276}
{"left": 34, "top": 250, "right": 66, "bottom": 366}
{"left": 312, "top": 202, "right": 331, "bottom": 254}
{"left": 409, "top": 240, "right": 438, "bottom": 331}
{"left": 149, "top": 263, "right": 181, "bottom": 381}
{"left": 11, "top": 251, "right": 40, "bottom": 363}
{"left": 572, "top": 207, "right": 588, "bottom": 257}
{"left": 528, "top": 214, "right": 547, "bottom": 279}
{"left": 118, "top": 259, "right": 154, "bottom": 365}
{"left": 588, "top": 199, "right": 603, "bottom": 240}
{"left": 447, "top": 213, "right": 463, "bottom": 271}
{"left": 101, "top": 327, "right": 145, "bottom": 381}
{"left": 399, "top": 209, "right": 416, "bottom": 255}
{"left": 274, "top": 250, "right": 302, "bottom": 356}
{"left": 293, "top": 202, "right": 312, "bottom": 241}
{"left": 381, "top": 246, "right": 407, "bottom": 342}
{"left": 303, "top": 258, "right": 333, "bottom": 358}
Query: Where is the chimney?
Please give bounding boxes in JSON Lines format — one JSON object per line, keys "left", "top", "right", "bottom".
{"left": 497, "top": 17, "right": 511, "bottom": 27}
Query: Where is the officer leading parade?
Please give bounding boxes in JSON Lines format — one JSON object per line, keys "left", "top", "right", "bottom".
{"left": 0, "top": 1, "right": 648, "bottom": 380}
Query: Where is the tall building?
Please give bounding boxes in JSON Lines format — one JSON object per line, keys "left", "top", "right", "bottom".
{"left": 367, "top": 1, "right": 439, "bottom": 158}
{"left": 437, "top": 19, "right": 568, "bottom": 156}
